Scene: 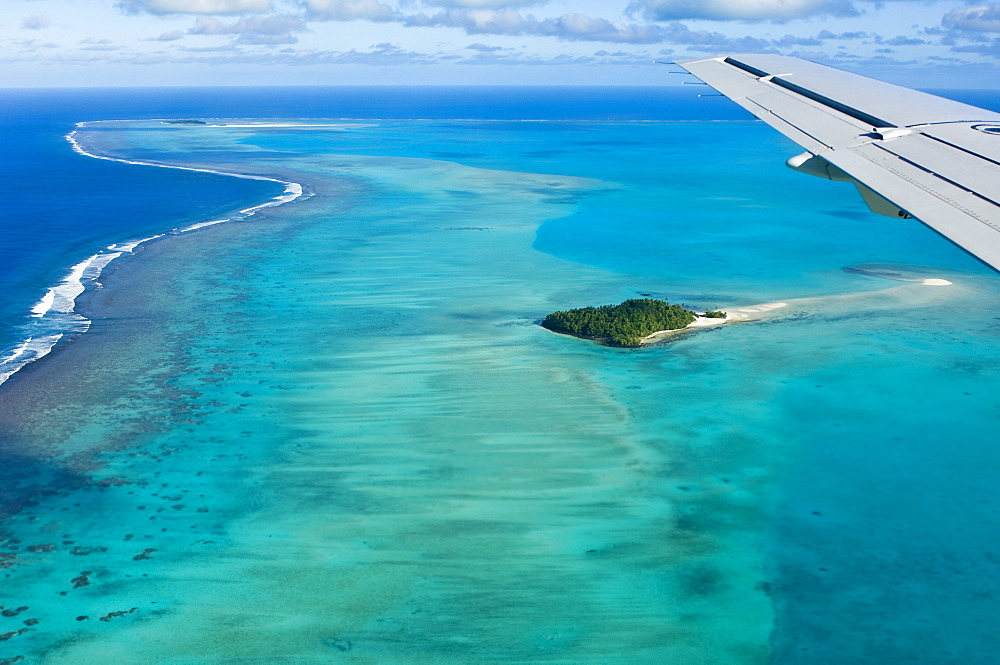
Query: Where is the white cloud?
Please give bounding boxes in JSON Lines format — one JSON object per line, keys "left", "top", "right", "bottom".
{"left": 406, "top": 9, "right": 535, "bottom": 35}
{"left": 187, "top": 13, "right": 308, "bottom": 43}
{"left": 404, "top": 9, "right": 670, "bottom": 43}
{"left": 627, "top": 0, "right": 858, "bottom": 22}
{"left": 299, "top": 0, "right": 398, "bottom": 20}
{"left": 189, "top": 14, "right": 307, "bottom": 34}
{"left": 951, "top": 38, "right": 1000, "bottom": 57}
{"left": 22, "top": 15, "right": 53, "bottom": 30}
{"left": 399, "top": 8, "right": 790, "bottom": 48}
{"left": 465, "top": 42, "right": 505, "bottom": 51}
{"left": 157, "top": 29, "right": 186, "bottom": 40}
{"left": 424, "top": 0, "right": 543, "bottom": 7}
{"left": 883, "top": 35, "right": 926, "bottom": 45}
{"left": 80, "top": 38, "right": 122, "bottom": 51}
{"left": 546, "top": 13, "right": 666, "bottom": 43}
{"left": 190, "top": 42, "right": 440, "bottom": 64}
{"left": 774, "top": 33, "right": 822, "bottom": 46}
{"left": 816, "top": 29, "right": 870, "bottom": 40}
{"left": 119, "top": 0, "right": 273, "bottom": 15}
{"left": 943, "top": 5, "right": 1000, "bottom": 33}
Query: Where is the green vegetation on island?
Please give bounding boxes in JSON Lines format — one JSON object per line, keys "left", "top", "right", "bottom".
{"left": 703, "top": 309, "right": 728, "bottom": 319}
{"left": 542, "top": 298, "right": 698, "bottom": 347}
{"left": 162, "top": 119, "right": 207, "bottom": 125}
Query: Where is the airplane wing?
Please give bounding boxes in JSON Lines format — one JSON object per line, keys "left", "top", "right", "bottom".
{"left": 677, "top": 54, "right": 1000, "bottom": 271}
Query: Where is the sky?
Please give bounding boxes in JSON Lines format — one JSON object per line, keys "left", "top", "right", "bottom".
{"left": 3, "top": 0, "right": 1000, "bottom": 87}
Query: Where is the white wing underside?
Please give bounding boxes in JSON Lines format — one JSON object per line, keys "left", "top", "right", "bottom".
{"left": 677, "top": 54, "right": 1000, "bottom": 271}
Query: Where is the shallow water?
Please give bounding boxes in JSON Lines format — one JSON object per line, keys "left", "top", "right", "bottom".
{"left": 1, "top": 114, "right": 999, "bottom": 664}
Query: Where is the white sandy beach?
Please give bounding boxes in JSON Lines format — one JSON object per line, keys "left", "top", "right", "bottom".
{"left": 641, "top": 302, "right": 790, "bottom": 343}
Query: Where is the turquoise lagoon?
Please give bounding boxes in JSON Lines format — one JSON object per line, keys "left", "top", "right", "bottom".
{"left": 1, "top": 113, "right": 999, "bottom": 664}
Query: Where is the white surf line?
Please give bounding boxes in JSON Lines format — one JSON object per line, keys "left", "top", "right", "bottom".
{"left": 66, "top": 124, "right": 305, "bottom": 206}
{"left": 0, "top": 333, "right": 68, "bottom": 386}
{"left": 0, "top": 123, "right": 308, "bottom": 388}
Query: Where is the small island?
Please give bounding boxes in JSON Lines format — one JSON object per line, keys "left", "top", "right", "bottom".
{"left": 162, "top": 119, "right": 207, "bottom": 125}
{"left": 542, "top": 298, "right": 727, "bottom": 347}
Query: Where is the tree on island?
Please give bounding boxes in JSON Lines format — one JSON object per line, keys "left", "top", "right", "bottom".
{"left": 542, "top": 298, "right": 697, "bottom": 347}
{"left": 703, "top": 309, "right": 727, "bottom": 319}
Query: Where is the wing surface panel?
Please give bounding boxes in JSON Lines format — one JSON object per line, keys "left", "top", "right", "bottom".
{"left": 870, "top": 133, "right": 1000, "bottom": 210}
{"left": 677, "top": 54, "right": 1000, "bottom": 271}
{"left": 822, "top": 146, "right": 1000, "bottom": 267}
{"left": 921, "top": 124, "right": 1000, "bottom": 164}
{"left": 715, "top": 94, "right": 832, "bottom": 154}
{"left": 685, "top": 54, "right": 1000, "bottom": 127}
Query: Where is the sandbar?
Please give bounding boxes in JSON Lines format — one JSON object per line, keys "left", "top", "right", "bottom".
{"left": 641, "top": 302, "right": 789, "bottom": 343}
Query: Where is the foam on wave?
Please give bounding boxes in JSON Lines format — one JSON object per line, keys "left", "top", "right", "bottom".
{"left": 0, "top": 123, "right": 308, "bottom": 387}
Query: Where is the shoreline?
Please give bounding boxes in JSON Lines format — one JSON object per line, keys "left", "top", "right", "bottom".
{"left": 0, "top": 123, "right": 308, "bottom": 388}
{"left": 640, "top": 302, "right": 790, "bottom": 343}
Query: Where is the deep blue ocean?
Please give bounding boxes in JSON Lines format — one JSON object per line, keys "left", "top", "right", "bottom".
{"left": 1, "top": 85, "right": 999, "bottom": 664}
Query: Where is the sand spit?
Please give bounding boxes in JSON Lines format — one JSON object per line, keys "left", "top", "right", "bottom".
{"left": 641, "top": 302, "right": 789, "bottom": 343}
{"left": 641, "top": 273, "right": 955, "bottom": 345}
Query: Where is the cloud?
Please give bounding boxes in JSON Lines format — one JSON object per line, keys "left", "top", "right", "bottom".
{"left": 177, "top": 43, "right": 240, "bottom": 51}
{"left": 189, "top": 14, "right": 307, "bottom": 34}
{"left": 405, "top": 8, "right": 530, "bottom": 34}
{"left": 233, "top": 42, "right": 440, "bottom": 64}
{"left": 883, "top": 35, "right": 926, "bottom": 46}
{"left": 943, "top": 5, "right": 1000, "bottom": 33}
{"left": 658, "top": 21, "right": 771, "bottom": 50}
{"left": 401, "top": 8, "right": 792, "bottom": 48}
{"left": 457, "top": 48, "right": 655, "bottom": 66}
{"left": 626, "top": 0, "right": 858, "bottom": 22}
{"left": 465, "top": 42, "right": 505, "bottom": 51}
{"left": 10, "top": 39, "right": 60, "bottom": 53}
{"left": 156, "top": 29, "right": 186, "bottom": 40}
{"left": 80, "top": 38, "right": 122, "bottom": 51}
{"left": 299, "top": 0, "right": 398, "bottom": 21}
{"left": 544, "top": 13, "right": 667, "bottom": 43}
{"left": 951, "top": 38, "right": 1000, "bottom": 57}
{"left": 119, "top": 0, "right": 273, "bottom": 15}
{"left": 404, "top": 9, "right": 669, "bottom": 43}
{"left": 816, "top": 29, "right": 870, "bottom": 40}
{"left": 187, "top": 13, "right": 307, "bottom": 43}
{"left": 22, "top": 15, "right": 53, "bottom": 30}
{"left": 424, "top": 0, "right": 543, "bottom": 6}
{"left": 774, "top": 33, "right": 822, "bottom": 46}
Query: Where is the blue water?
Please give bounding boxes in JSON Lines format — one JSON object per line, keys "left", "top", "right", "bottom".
{"left": 0, "top": 86, "right": 749, "bottom": 373}
{"left": 2, "top": 85, "right": 995, "bottom": 368}
{"left": 1, "top": 86, "right": 999, "bottom": 664}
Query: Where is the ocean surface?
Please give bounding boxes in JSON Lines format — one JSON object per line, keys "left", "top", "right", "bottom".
{"left": 1, "top": 85, "right": 999, "bottom": 664}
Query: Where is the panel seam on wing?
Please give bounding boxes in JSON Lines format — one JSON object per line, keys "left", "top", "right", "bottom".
{"left": 869, "top": 142, "right": 1000, "bottom": 211}
{"left": 850, "top": 145, "right": 1000, "bottom": 231}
